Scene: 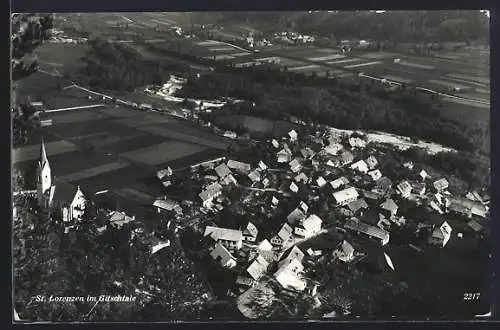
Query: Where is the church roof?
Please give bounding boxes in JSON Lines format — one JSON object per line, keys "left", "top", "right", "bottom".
{"left": 40, "top": 139, "right": 49, "bottom": 167}
{"left": 52, "top": 178, "right": 79, "bottom": 205}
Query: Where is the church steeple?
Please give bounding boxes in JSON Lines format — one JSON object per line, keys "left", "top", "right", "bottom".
{"left": 40, "top": 138, "right": 48, "bottom": 168}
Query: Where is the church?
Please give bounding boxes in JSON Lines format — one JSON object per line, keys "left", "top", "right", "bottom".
{"left": 36, "top": 139, "right": 87, "bottom": 222}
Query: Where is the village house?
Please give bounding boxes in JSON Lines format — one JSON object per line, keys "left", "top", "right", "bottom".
{"left": 300, "top": 147, "right": 316, "bottom": 159}
{"left": 348, "top": 137, "right": 367, "bottom": 149}
{"left": 271, "top": 223, "right": 294, "bottom": 246}
{"left": 333, "top": 187, "right": 359, "bottom": 206}
{"left": 214, "top": 163, "right": 232, "bottom": 179}
{"left": 294, "top": 214, "right": 323, "bottom": 238}
{"left": 271, "top": 139, "right": 280, "bottom": 149}
{"left": 429, "top": 200, "right": 444, "bottom": 214}
{"left": 221, "top": 174, "right": 238, "bottom": 186}
{"left": 109, "top": 211, "right": 136, "bottom": 229}
{"left": 330, "top": 177, "right": 349, "bottom": 190}
{"left": 397, "top": 181, "right": 412, "bottom": 198}
{"left": 153, "top": 198, "right": 183, "bottom": 215}
{"left": 403, "top": 161, "right": 414, "bottom": 170}
{"left": 316, "top": 176, "right": 327, "bottom": 188}
{"left": 278, "top": 246, "right": 305, "bottom": 268}
{"left": 248, "top": 169, "right": 262, "bottom": 183}
{"left": 345, "top": 198, "right": 369, "bottom": 216}
{"left": 210, "top": 243, "right": 237, "bottom": 268}
{"left": 294, "top": 172, "right": 309, "bottom": 184}
{"left": 258, "top": 239, "right": 273, "bottom": 251}
{"left": 363, "top": 189, "right": 383, "bottom": 201}
{"left": 227, "top": 160, "right": 251, "bottom": 173}
{"left": 246, "top": 255, "right": 269, "bottom": 280}
{"left": 324, "top": 143, "right": 344, "bottom": 156}
{"left": 258, "top": 161, "right": 268, "bottom": 171}
{"left": 333, "top": 240, "right": 355, "bottom": 263}
{"left": 339, "top": 151, "right": 355, "bottom": 166}
{"left": 365, "top": 156, "right": 378, "bottom": 170}
{"left": 344, "top": 218, "right": 390, "bottom": 246}
{"left": 198, "top": 182, "right": 223, "bottom": 208}
{"left": 350, "top": 160, "right": 369, "bottom": 174}
{"left": 411, "top": 182, "right": 426, "bottom": 195}
{"left": 290, "top": 182, "right": 299, "bottom": 193}
{"left": 380, "top": 198, "right": 398, "bottom": 216}
{"left": 419, "top": 169, "right": 429, "bottom": 181}
{"left": 271, "top": 196, "right": 280, "bottom": 207}
{"left": 299, "top": 201, "right": 309, "bottom": 213}
{"left": 289, "top": 158, "right": 303, "bottom": 173}
{"left": 156, "top": 166, "right": 173, "bottom": 180}
{"left": 204, "top": 226, "right": 243, "bottom": 249}
{"left": 288, "top": 129, "right": 298, "bottom": 142}
{"left": 274, "top": 258, "right": 307, "bottom": 291}
{"left": 429, "top": 221, "right": 452, "bottom": 247}
{"left": 223, "top": 131, "right": 238, "bottom": 139}
{"left": 277, "top": 149, "right": 292, "bottom": 163}
{"left": 243, "top": 222, "right": 259, "bottom": 242}
{"left": 151, "top": 239, "right": 171, "bottom": 255}
{"left": 368, "top": 169, "right": 382, "bottom": 181}
{"left": 287, "top": 207, "right": 306, "bottom": 225}
{"left": 433, "top": 178, "right": 449, "bottom": 192}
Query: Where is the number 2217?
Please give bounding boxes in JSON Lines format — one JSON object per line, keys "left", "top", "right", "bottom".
{"left": 463, "top": 293, "right": 480, "bottom": 300}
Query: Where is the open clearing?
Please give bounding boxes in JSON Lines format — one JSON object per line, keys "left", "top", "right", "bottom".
{"left": 12, "top": 140, "right": 78, "bottom": 164}
{"left": 119, "top": 141, "right": 208, "bottom": 166}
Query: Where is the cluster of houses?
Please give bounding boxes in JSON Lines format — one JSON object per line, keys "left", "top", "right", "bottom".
{"left": 187, "top": 125, "right": 490, "bottom": 303}
{"left": 272, "top": 32, "right": 316, "bottom": 45}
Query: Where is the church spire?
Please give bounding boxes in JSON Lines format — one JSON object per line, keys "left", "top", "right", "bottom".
{"left": 40, "top": 138, "right": 48, "bottom": 167}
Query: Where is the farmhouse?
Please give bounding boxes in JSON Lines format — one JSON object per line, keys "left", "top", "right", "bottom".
{"left": 344, "top": 218, "right": 390, "bottom": 245}
{"left": 348, "top": 137, "right": 366, "bottom": 149}
{"left": 258, "top": 161, "right": 268, "bottom": 171}
{"left": 289, "top": 158, "right": 303, "bottom": 173}
{"left": 368, "top": 169, "right": 382, "bottom": 181}
{"left": 294, "top": 214, "right": 323, "bottom": 238}
{"left": 288, "top": 129, "right": 298, "bottom": 142}
{"left": 227, "top": 160, "right": 251, "bottom": 173}
{"left": 333, "top": 187, "right": 359, "bottom": 206}
{"left": 403, "top": 161, "right": 414, "bottom": 170}
{"left": 429, "top": 221, "right": 452, "bottom": 247}
{"left": 278, "top": 246, "right": 305, "bottom": 269}
{"left": 330, "top": 177, "right": 349, "bottom": 190}
{"left": 258, "top": 239, "right": 273, "bottom": 251}
{"left": 246, "top": 255, "right": 270, "bottom": 280}
{"left": 204, "top": 226, "right": 243, "bottom": 249}
{"left": 290, "top": 182, "right": 299, "bottom": 193}
{"left": 339, "top": 151, "right": 354, "bottom": 165}
{"left": 380, "top": 198, "right": 398, "bottom": 216}
{"left": 198, "top": 182, "right": 223, "bottom": 208}
{"left": 277, "top": 149, "right": 292, "bottom": 163}
{"left": 214, "top": 163, "right": 232, "bottom": 179}
{"left": 153, "top": 199, "right": 183, "bottom": 215}
{"left": 287, "top": 207, "right": 306, "bottom": 225}
{"left": 350, "top": 160, "right": 369, "bottom": 174}
{"left": 271, "top": 139, "right": 280, "bottom": 148}
{"left": 397, "top": 181, "right": 412, "bottom": 198}
{"left": 271, "top": 223, "right": 294, "bottom": 246}
{"left": 210, "top": 243, "right": 237, "bottom": 268}
{"left": 294, "top": 172, "right": 309, "bottom": 184}
{"left": 243, "top": 222, "right": 259, "bottom": 242}
{"left": 151, "top": 240, "right": 171, "bottom": 255}
{"left": 372, "top": 176, "right": 392, "bottom": 195}
{"left": 346, "top": 198, "right": 369, "bottom": 215}
{"left": 324, "top": 143, "right": 343, "bottom": 155}
{"left": 248, "top": 169, "right": 262, "bottom": 183}
{"left": 412, "top": 182, "right": 426, "bottom": 195}
{"left": 433, "top": 178, "right": 449, "bottom": 192}
{"left": 316, "top": 176, "right": 327, "bottom": 187}
{"left": 274, "top": 258, "right": 306, "bottom": 291}
{"left": 300, "top": 147, "right": 316, "bottom": 159}
{"left": 109, "top": 211, "right": 136, "bottom": 229}
{"left": 157, "top": 166, "right": 173, "bottom": 180}
{"left": 333, "top": 240, "right": 355, "bottom": 262}
{"left": 419, "top": 170, "right": 429, "bottom": 180}
{"left": 365, "top": 156, "right": 378, "bottom": 170}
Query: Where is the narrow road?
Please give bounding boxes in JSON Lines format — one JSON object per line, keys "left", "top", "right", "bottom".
{"left": 45, "top": 104, "right": 105, "bottom": 113}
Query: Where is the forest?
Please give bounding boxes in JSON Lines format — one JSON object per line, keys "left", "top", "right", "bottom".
{"left": 74, "top": 37, "right": 190, "bottom": 91}
{"left": 178, "top": 69, "right": 489, "bottom": 155}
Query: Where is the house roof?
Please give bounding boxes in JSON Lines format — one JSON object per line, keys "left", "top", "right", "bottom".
{"left": 258, "top": 161, "right": 268, "bottom": 170}
{"left": 467, "top": 220, "right": 483, "bottom": 232}
{"left": 258, "top": 239, "right": 273, "bottom": 251}
{"left": 288, "top": 129, "right": 298, "bottom": 139}
{"left": 289, "top": 158, "right": 302, "bottom": 170}
{"left": 279, "top": 246, "right": 305, "bottom": 268}
{"left": 375, "top": 177, "right": 392, "bottom": 190}
{"left": 433, "top": 221, "right": 452, "bottom": 239}
{"left": 290, "top": 182, "right": 299, "bottom": 193}
{"left": 344, "top": 218, "right": 390, "bottom": 242}
{"left": 433, "top": 178, "right": 449, "bottom": 191}
{"left": 199, "top": 182, "right": 223, "bottom": 202}
{"left": 227, "top": 160, "right": 251, "bottom": 173}
{"left": 248, "top": 169, "right": 262, "bottom": 182}
{"left": 271, "top": 139, "right": 280, "bottom": 148}
{"left": 397, "top": 181, "right": 412, "bottom": 194}
{"left": 365, "top": 156, "right": 378, "bottom": 169}
{"left": 333, "top": 187, "right": 359, "bottom": 204}
{"left": 380, "top": 199, "right": 398, "bottom": 212}
{"left": 412, "top": 182, "right": 426, "bottom": 191}
{"left": 52, "top": 178, "right": 79, "bottom": 205}
{"left": 204, "top": 226, "right": 243, "bottom": 242}
{"left": 340, "top": 151, "right": 354, "bottom": 163}
{"left": 302, "top": 214, "right": 323, "bottom": 231}
{"left": 215, "top": 163, "right": 232, "bottom": 179}
{"left": 294, "top": 172, "right": 308, "bottom": 183}
{"left": 419, "top": 170, "right": 429, "bottom": 178}
{"left": 324, "top": 143, "right": 343, "bottom": 155}
{"left": 277, "top": 223, "right": 294, "bottom": 241}
{"left": 109, "top": 211, "right": 135, "bottom": 226}
{"left": 330, "top": 177, "right": 349, "bottom": 189}
{"left": 300, "top": 147, "right": 315, "bottom": 159}
{"left": 156, "top": 167, "right": 173, "bottom": 180}
{"left": 153, "top": 199, "right": 180, "bottom": 211}
{"left": 244, "top": 222, "right": 259, "bottom": 237}
{"left": 287, "top": 207, "right": 306, "bottom": 225}
{"left": 236, "top": 276, "right": 255, "bottom": 286}
{"left": 339, "top": 240, "right": 355, "bottom": 256}
{"left": 247, "top": 255, "right": 269, "bottom": 280}
{"left": 316, "top": 176, "right": 327, "bottom": 187}
{"left": 368, "top": 169, "right": 382, "bottom": 180}
{"left": 210, "top": 243, "right": 236, "bottom": 265}
{"left": 347, "top": 198, "right": 368, "bottom": 213}
{"left": 351, "top": 160, "right": 368, "bottom": 171}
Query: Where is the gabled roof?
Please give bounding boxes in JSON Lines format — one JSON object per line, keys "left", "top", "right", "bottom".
{"left": 287, "top": 207, "right": 306, "bottom": 225}
{"left": 380, "top": 199, "right": 398, "bottom": 212}
{"left": 244, "top": 222, "right": 259, "bottom": 238}
{"left": 199, "top": 182, "right": 223, "bottom": 202}
{"left": 290, "top": 182, "right": 299, "bottom": 193}
{"left": 227, "top": 160, "right": 251, "bottom": 173}
{"left": 52, "top": 178, "right": 80, "bottom": 205}
{"left": 302, "top": 214, "right": 322, "bottom": 232}
{"left": 316, "top": 176, "right": 327, "bottom": 187}
{"left": 365, "top": 156, "right": 378, "bottom": 169}
{"left": 350, "top": 159, "right": 368, "bottom": 171}
{"left": 258, "top": 239, "right": 273, "bottom": 251}
{"left": 214, "top": 163, "right": 232, "bottom": 179}
{"left": 248, "top": 169, "right": 261, "bottom": 182}
{"left": 397, "top": 181, "right": 412, "bottom": 194}
{"left": 340, "top": 151, "right": 354, "bottom": 164}
{"left": 433, "top": 178, "right": 449, "bottom": 191}
{"left": 247, "top": 255, "right": 269, "bottom": 280}
{"left": 277, "top": 223, "right": 294, "bottom": 241}
{"left": 210, "top": 243, "right": 236, "bottom": 265}
{"left": 153, "top": 199, "right": 181, "bottom": 212}
{"left": 204, "top": 226, "right": 243, "bottom": 242}
{"left": 347, "top": 198, "right": 368, "bottom": 213}
{"left": 333, "top": 187, "right": 359, "bottom": 204}
{"left": 278, "top": 245, "right": 305, "bottom": 268}
{"left": 258, "top": 161, "right": 268, "bottom": 171}
{"left": 109, "top": 211, "right": 135, "bottom": 227}
{"left": 368, "top": 169, "right": 382, "bottom": 181}
{"left": 330, "top": 177, "right": 349, "bottom": 189}
{"left": 294, "top": 172, "right": 308, "bottom": 183}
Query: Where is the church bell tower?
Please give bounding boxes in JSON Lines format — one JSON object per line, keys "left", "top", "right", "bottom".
{"left": 36, "top": 139, "right": 52, "bottom": 207}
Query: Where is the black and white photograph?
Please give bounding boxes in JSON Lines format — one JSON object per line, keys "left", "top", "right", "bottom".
{"left": 11, "top": 10, "right": 493, "bottom": 322}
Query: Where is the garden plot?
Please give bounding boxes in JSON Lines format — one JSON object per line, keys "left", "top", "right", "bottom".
{"left": 13, "top": 140, "right": 78, "bottom": 164}
{"left": 119, "top": 141, "right": 208, "bottom": 166}
{"left": 59, "top": 161, "right": 130, "bottom": 182}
